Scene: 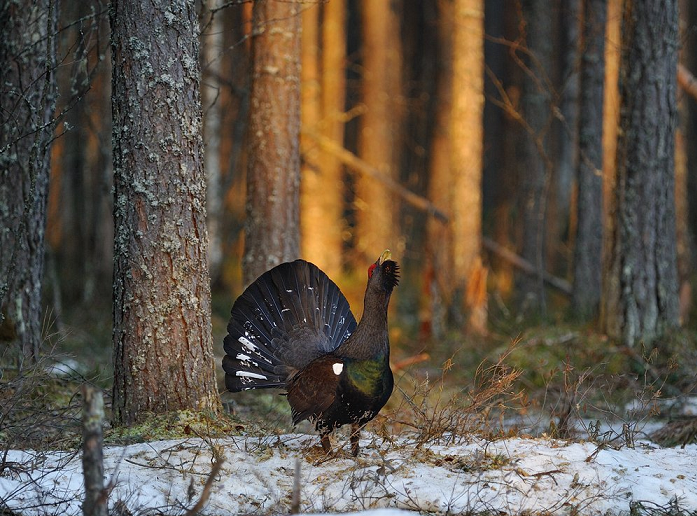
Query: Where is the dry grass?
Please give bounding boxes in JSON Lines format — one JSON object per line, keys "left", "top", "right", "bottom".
{"left": 384, "top": 344, "right": 525, "bottom": 447}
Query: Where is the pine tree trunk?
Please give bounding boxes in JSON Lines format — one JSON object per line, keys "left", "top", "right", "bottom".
{"left": 0, "top": 0, "right": 58, "bottom": 363}
{"left": 111, "top": 0, "right": 220, "bottom": 424}
{"left": 426, "top": 0, "right": 454, "bottom": 338}
{"left": 601, "top": 0, "right": 679, "bottom": 345}
{"left": 602, "top": 0, "right": 621, "bottom": 255}
{"left": 572, "top": 0, "right": 607, "bottom": 318}
{"left": 451, "top": 0, "right": 486, "bottom": 334}
{"left": 300, "top": 3, "right": 343, "bottom": 275}
{"left": 486, "top": 1, "right": 517, "bottom": 300}
{"left": 684, "top": 0, "right": 697, "bottom": 316}
{"left": 202, "top": 4, "right": 224, "bottom": 284}
{"left": 517, "top": 0, "right": 553, "bottom": 312}
{"left": 244, "top": 0, "right": 301, "bottom": 286}
{"left": 355, "top": 0, "right": 402, "bottom": 257}
{"left": 299, "top": 0, "right": 346, "bottom": 278}
{"left": 678, "top": 0, "right": 697, "bottom": 324}
{"left": 556, "top": 0, "right": 581, "bottom": 224}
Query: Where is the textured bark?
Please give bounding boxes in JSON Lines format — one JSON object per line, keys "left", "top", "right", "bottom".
{"left": 601, "top": 0, "right": 679, "bottom": 345}
{"left": 572, "top": 0, "right": 607, "bottom": 318}
{"left": 81, "top": 385, "right": 107, "bottom": 516}
{"left": 355, "top": 0, "right": 402, "bottom": 257}
{"left": 300, "top": 0, "right": 346, "bottom": 277}
{"left": 451, "top": 0, "right": 486, "bottom": 334}
{"left": 244, "top": 0, "right": 301, "bottom": 286}
{"left": 110, "top": 0, "right": 220, "bottom": 424}
{"left": 517, "top": 0, "right": 553, "bottom": 311}
{"left": 0, "top": 0, "right": 58, "bottom": 362}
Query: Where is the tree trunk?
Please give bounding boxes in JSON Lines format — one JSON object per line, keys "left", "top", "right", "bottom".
{"left": 300, "top": 2, "right": 344, "bottom": 276}
{"left": 111, "top": 0, "right": 220, "bottom": 425}
{"left": 516, "top": 0, "right": 553, "bottom": 313}
{"left": 601, "top": 0, "right": 679, "bottom": 345}
{"left": 202, "top": 3, "right": 225, "bottom": 285}
{"left": 451, "top": 0, "right": 486, "bottom": 334}
{"left": 572, "top": 0, "right": 607, "bottom": 318}
{"left": 687, "top": 1, "right": 697, "bottom": 240}
{"left": 601, "top": 0, "right": 621, "bottom": 270}
{"left": 681, "top": 0, "right": 697, "bottom": 323}
{"left": 485, "top": 0, "right": 517, "bottom": 300}
{"left": 244, "top": 0, "right": 301, "bottom": 286}
{"left": 426, "top": 0, "right": 454, "bottom": 338}
{"left": 556, "top": 0, "right": 581, "bottom": 236}
{"left": 299, "top": 0, "right": 346, "bottom": 278}
{"left": 0, "top": 0, "right": 58, "bottom": 363}
{"left": 355, "top": 0, "right": 402, "bottom": 257}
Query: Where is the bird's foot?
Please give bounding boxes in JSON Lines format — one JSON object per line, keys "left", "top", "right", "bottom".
{"left": 350, "top": 424, "right": 361, "bottom": 457}
{"left": 321, "top": 434, "right": 332, "bottom": 454}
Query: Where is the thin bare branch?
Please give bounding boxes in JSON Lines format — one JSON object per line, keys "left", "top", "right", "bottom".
{"left": 302, "top": 130, "right": 449, "bottom": 224}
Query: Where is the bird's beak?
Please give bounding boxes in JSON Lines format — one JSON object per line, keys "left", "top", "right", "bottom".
{"left": 378, "top": 249, "right": 392, "bottom": 264}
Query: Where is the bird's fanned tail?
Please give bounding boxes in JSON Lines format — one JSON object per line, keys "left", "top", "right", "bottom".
{"left": 223, "top": 260, "right": 357, "bottom": 391}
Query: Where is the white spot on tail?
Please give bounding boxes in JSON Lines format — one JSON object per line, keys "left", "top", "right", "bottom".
{"left": 235, "top": 353, "right": 251, "bottom": 361}
{"left": 238, "top": 336, "right": 257, "bottom": 352}
{"left": 332, "top": 363, "right": 343, "bottom": 375}
{"left": 236, "top": 371, "right": 268, "bottom": 380}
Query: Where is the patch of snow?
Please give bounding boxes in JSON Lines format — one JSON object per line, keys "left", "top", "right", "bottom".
{"left": 1, "top": 434, "right": 696, "bottom": 515}
{"left": 45, "top": 358, "right": 83, "bottom": 377}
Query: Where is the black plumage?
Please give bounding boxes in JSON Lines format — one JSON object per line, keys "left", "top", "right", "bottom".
{"left": 223, "top": 250, "right": 399, "bottom": 455}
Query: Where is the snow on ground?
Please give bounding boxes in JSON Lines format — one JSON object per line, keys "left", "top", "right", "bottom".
{"left": 1, "top": 433, "right": 696, "bottom": 515}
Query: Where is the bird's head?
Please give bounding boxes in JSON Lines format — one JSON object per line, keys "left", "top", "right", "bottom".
{"left": 367, "top": 249, "right": 400, "bottom": 294}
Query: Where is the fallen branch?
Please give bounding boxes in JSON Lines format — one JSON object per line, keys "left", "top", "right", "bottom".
{"left": 302, "top": 130, "right": 449, "bottom": 224}
{"left": 482, "top": 237, "right": 572, "bottom": 295}
{"left": 392, "top": 353, "right": 430, "bottom": 372}
{"left": 183, "top": 456, "right": 224, "bottom": 516}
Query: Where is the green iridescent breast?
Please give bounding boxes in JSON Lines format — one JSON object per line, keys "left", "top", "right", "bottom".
{"left": 346, "top": 355, "right": 390, "bottom": 397}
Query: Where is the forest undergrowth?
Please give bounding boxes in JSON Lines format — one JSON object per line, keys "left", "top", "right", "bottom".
{"left": 2, "top": 302, "right": 696, "bottom": 451}
{"left": 2, "top": 301, "right": 697, "bottom": 515}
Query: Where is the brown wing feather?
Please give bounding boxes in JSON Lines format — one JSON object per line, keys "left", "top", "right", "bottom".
{"left": 286, "top": 356, "right": 342, "bottom": 425}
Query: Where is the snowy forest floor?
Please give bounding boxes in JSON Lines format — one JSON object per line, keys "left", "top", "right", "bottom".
{"left": 2, "top": 321, "right": 697, "bottom": 515}
{"left": 1, "top": 431, "right": 697, "bottom": 515}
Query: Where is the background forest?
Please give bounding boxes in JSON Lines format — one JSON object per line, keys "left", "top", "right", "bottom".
{"left": 2, "top": 0, "right": 697, "bottom": 452}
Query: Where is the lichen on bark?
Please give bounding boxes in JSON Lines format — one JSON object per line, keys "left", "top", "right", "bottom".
{"left": 110, "top": 0, "right": 220, "bottom": 425}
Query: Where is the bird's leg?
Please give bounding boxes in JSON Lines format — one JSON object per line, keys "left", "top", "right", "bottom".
{"left": 320, "top": 433, "right": 332, "bottom": 454}
{"left": 350, "top": 424, "right": 361, "bottom": 456}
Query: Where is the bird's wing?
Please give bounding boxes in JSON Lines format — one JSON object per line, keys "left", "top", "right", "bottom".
{"left": 286, "top": 356, "right": 343, "bottom": 425}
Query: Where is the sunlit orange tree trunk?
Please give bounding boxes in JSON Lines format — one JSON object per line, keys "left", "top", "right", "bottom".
{"left": 601, "top": 0, "right": 679, "bottom": 344}
{"left": 425, "top": 0, "right": 486, "bottom": 336}
{"left": 355, "top": 0, "right": 402, "bottom": 257}
{"left": 300, "top": 1, "right": 346, "bottom": 277}
{"left": 244, "top": 0, "right": 301, "bottom": 285}
{"left": 110, "top": 0, "right": 220, "bottom": 424}
{"left": 450, "top": 0, "right": 486, "bottom": 334}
